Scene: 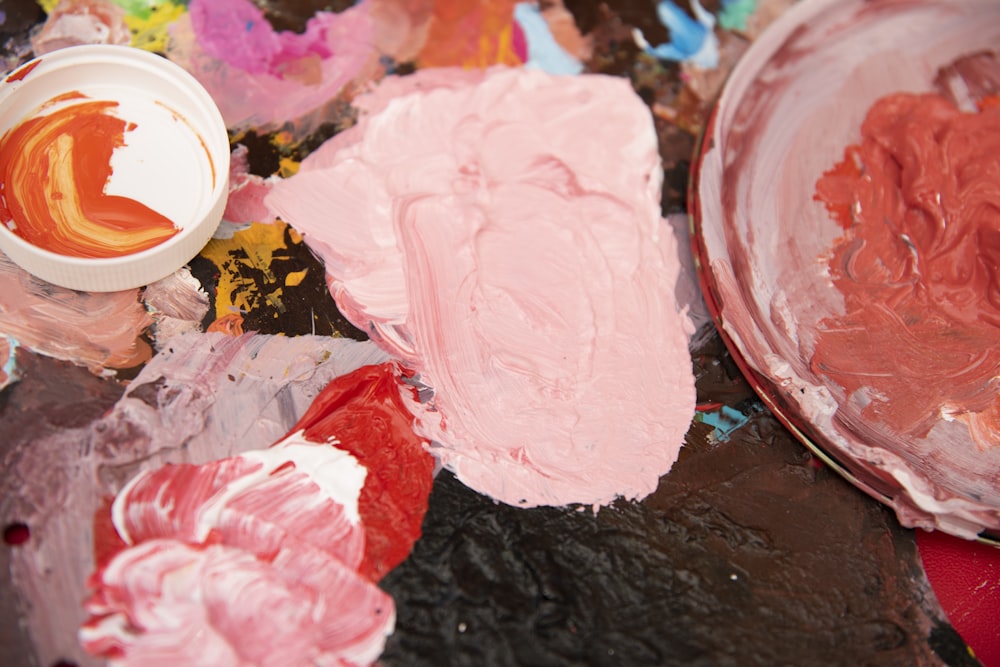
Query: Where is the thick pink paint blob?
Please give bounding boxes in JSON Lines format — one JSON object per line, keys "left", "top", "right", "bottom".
{"left": 268, "top": 68, "right": 696, "bottom": 508}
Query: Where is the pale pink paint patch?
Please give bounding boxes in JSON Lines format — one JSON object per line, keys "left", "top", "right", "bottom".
{"left": 222, "top": 145, "right": 275, "bottom": 225}
{"left": 31, "top": 0, "right": 131, "bottom": 56}
{"left": 0, "top": 251, "right": 152, "bottom": 373}
{"left": 268, "top": 68, "right": 697, "bottom": 508}
{"left": 144, "top": 267, "right": 211, "bottom": 349}
{"left": 167, "top": 0, "right": 379, "bottom": 136}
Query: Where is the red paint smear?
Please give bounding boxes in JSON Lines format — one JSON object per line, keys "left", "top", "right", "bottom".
{"left": 811, "top": 94, "right": 1000, "bottom": 447}
{"left": 918, "top": 529, "right": 1000, "bottom": 667}
{"left": 5, "top": 59, "right": 41, "bottom": 83}
{"left": 0, "top": 98, "right": 179, "bottom": 258}
{"left": 92, "top": 496, "right": 126, "bottom": 569}
{"left": 289, "top": 362, "right": 435, "bottom": 581}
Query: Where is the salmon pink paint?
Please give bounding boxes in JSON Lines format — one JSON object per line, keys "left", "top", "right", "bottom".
{"left": 812, "top": 93, "right": 1000, "bottom": 449}
{"left": 0, "top": 99, "right": 179, "bottom": 258}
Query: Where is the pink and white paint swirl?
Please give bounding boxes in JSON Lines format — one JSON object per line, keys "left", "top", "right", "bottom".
{"left": 81, "top": 432, "right": 394, "bottom": 667}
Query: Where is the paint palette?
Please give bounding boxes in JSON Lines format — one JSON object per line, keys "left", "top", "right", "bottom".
{"left": 0, "top": 45, "right": 230, "bottom": 292}
{"left": 691, "top": 0, "right": 1000, "bottom": 541}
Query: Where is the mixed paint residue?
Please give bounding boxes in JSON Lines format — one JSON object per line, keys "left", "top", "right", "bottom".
{"left": 30, "top": 0, "right": 131, "bottom": 55}
{"left": 2, "top": 332, "right": 387, "bottom": 667}
{"left": 166, "top": 0, "right": 376, "bottom": 136}
{"left": 268, "top": 67, "right": 696, "bottom": 508}
{"left": 511, "top": 2, "right": 582, "bottom": 75}
{"left": 83, "top": 437, "right": 389, "bottom": 666}
{"left": 200, "top": 220, "right": 303, "bottom": 325}
{"left": 36, "top": 0, "right": 188, "bottom": 52}
{"left": 417, "top": 0, "right": 523, "bottom": 68}
{"left": 81, "top": 362, "right": 431, "bottom": 666}
{"left": 0, "top": 98, "right": 179, "bottom": 258}
{"left": 0, "top": 251, "right": 152, "bottom": 373}
{"left": 812, "top": 92, "right": 1000, "bottom": 450}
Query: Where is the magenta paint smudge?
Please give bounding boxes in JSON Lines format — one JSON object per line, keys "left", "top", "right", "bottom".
{"left": 167, "top": 0, "right": 379, "bottom": 136}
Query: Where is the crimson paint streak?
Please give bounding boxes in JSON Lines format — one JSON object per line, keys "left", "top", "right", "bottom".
{"left": 289, "top": 362, "right": 435, "bottom": 581}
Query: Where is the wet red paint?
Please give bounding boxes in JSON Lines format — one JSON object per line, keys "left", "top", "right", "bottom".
{"left": 918, "top": 529, "right": 1000, "bottom": 667}
{"left": 3, "top": 521, "right": 30, "bottom": 545}
{"left": 812, "top": 93, "right": 1000, "bottom": 447}
{"left": 5, "top": 59, "right": 40, "bottom": 82}
{"left": 91, "top": 496, "right": 126, "bottom": 570}
{"left": 289, "top": 362, "right": 435, "bottom": 581}
{"left": 0, "top": 98, "right": 179, "bottom": 258}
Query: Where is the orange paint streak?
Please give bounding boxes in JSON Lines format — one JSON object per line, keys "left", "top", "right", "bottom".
{"left": 5, "top": 59, "right": 41, "bottom": 83}
{"left": 207, "top": 312, "right": 245, "bottom": 336}
{"left": 417, "top": 0, "right": 523, "bottom": 69}
{"left": 0, "top": 99, "right": 179, "bottom": 258}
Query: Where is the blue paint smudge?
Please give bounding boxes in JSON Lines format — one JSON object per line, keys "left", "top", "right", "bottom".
{"left": 513, "top": 3, "right": 583, "bottom": 76}
{"left": 695, "top": 404, "right": 751, "bottom": 442}
{"left": 632, "top": 0, "right": 719, "bottom": 69}
{"left": 0, "top": 11, "right": 7, "bottom": 27}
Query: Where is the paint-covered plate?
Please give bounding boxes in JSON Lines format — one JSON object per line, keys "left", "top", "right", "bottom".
{"left": 0, "top": 45, "right": 230, "bottom": 292}
{"left": 691, "top": 0, "right": 1000, "bottom": 541}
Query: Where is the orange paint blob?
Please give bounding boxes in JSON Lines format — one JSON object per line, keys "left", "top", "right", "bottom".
{"left": 0, "top": 98, "right": 179, "bottom": 258}
{"left": 417, "top": 0, "right": 523, "bottom": 69}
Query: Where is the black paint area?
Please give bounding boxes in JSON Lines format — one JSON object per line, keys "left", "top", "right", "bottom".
{"left": 188, "top": 226, "right": 367, "bottom": 340}
{"left": 380, "top": 334, "right": 975, "bottom": 667}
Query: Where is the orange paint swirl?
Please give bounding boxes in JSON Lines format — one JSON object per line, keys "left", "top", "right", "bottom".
{"left": 0, "top": 99, "right": 179, "bottom": 258}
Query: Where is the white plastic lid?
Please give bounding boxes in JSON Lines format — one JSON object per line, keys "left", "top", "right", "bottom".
{"left": 0, "top": 45, "right": 230, "bottom": 292}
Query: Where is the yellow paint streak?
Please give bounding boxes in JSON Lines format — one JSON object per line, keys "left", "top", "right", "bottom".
{"left": 285, "top": 269, "right": 308, "bottom": 287}
{"left": 122, "top": 2, "right": 187, "bottom": 52}
{"left": 38, "top": 0, "right": 59, "bottom": 13}
{"left": 278, "top": 156, "right": 301, "bottom": 178}
{"left": 200, "top": 221, "right": 290, "bottom": 321}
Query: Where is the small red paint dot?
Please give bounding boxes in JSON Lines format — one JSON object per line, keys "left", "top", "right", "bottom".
{"left": 3, "top": 522, "right": 30, "bottom": 546}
